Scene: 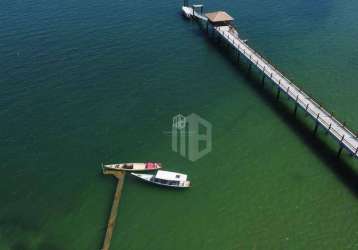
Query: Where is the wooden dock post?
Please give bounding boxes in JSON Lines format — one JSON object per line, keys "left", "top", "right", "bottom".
{"left": 102, "top": 170, "right": 126, "bottom": 250}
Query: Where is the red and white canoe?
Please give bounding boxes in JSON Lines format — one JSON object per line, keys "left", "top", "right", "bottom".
{"left": 103, "top": 162, "right": 161, "bottom": 171}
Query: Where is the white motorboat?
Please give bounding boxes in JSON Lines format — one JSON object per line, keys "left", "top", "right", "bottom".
{"left": 103, "top": 162, "right": 161, "bottom": 171}
{"left": 182, "top": 6, "right": 193, "bottom": 18}
{"left": 131, "top": 170, "right": 191, "bottom": 188}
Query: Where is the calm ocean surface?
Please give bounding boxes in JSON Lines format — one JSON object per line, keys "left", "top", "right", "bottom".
{"left": 1, "top": 0, "right": 358, "bottom": 249}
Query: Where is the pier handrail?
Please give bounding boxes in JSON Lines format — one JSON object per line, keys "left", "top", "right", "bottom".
{"left": 219, "top": 26, "right": 356, "bottom": 130}
{"left": 224, "top": 27, "right": 329, "bottom": 107}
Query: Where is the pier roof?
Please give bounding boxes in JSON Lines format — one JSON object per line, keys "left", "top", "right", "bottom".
{"left": 205, "top": 11, "right": 234, "bottom": 23}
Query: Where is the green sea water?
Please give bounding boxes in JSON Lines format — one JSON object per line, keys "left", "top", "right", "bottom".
{"left": 1, "top": 0, "right": 358, "bottom": 249}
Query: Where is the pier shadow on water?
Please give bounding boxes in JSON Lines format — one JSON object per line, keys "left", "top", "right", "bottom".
{"left": 184, "top": 19, "right": 358, "bottom": 199}
{"left": 242, "top": 74, "right": 358, "bottom": 199}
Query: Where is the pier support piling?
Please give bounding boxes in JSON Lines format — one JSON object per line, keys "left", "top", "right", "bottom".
{"left": 313, "top": 121, "right": 319, "bottom": 135}
{"left": 248, "top": 63, "right": 252, "bottom": 74}
{"left": 294, "top": 96, "right": 299, "bottom": 116}
{"left": 294, "top": 103, "right": 298, "bottom": 115}
{"left": 337, "top": 135, "right": 345, "bottom": 158}
{"left": 313, "top": 114, "right": 320, "bottom": 135}
{"left": 326, "top": 123, "right": 332, "bottom": 134}
{"left": 236, "top": 51, "right": 240, "bottom": 63}
{"left": 305, "top": 104, "right": 310, "bottom": 116}
{"left": 276, "top": 88, "right": 281, "bottom": 100}
{"left": 337, "top": 145, "right": 344, "bottom": 158}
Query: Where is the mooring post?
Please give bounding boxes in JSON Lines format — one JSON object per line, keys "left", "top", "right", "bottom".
{"left": 248, "top": 62, "right": 252, "bottom": 73}
{"left": 261, "top": 74, "right": 265, "bottom": 86}
{"left": 337, "top": 135, "right": 345, "bottom": 158}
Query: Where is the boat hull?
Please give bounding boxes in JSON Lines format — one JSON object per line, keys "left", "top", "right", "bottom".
{"left": 103, "top": 162, "right": 161, "bottom": 172}
{"left": 131, "top": 173, "right": 191, "bottom": 188}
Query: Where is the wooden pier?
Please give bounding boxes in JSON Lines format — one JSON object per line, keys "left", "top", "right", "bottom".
{"left": 102, "top": 169, "right": 126, "bottom": 250}
{"left": 182, "top": 5, "right": 358, "bottom": 158}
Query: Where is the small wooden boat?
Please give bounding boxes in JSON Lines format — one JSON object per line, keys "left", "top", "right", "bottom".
{"left": 103, "top": 162, "right": 161, "bottom": 171}
{"left": 131, "top": 170, "right": 191, "bottom": 188}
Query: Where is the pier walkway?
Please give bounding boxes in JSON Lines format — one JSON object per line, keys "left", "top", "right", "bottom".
{"left": 183, "top": 6, "right": 358, "bottom": 158}
{"left": 102, "top": 170, "right": 126, "bottom": 250}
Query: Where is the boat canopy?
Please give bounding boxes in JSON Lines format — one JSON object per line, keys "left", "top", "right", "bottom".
{"left": 155, "top": 170, "right": 187, "bottom": 181}
{"left": 205, "top": 11, "right": 234, "bottom": 23}
{"left": 145, "top": 162, "right": 158, "bottom": 169}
